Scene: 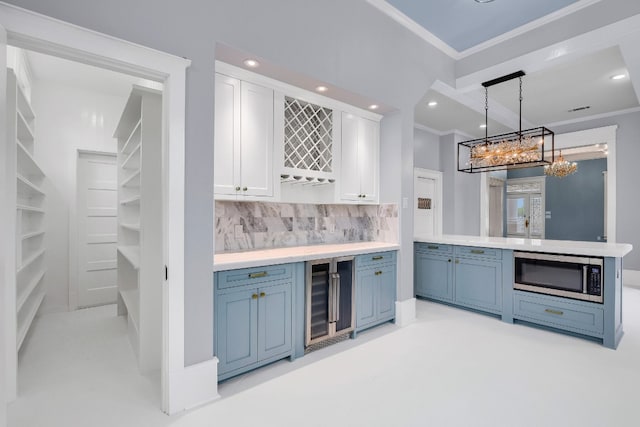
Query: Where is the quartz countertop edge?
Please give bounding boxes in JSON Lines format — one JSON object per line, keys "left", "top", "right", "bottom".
{"left": 214, "top": 242, "right": 400, "bottom": 272}
{"left": 414, "top": 234, "right": 633, "bottom": 258}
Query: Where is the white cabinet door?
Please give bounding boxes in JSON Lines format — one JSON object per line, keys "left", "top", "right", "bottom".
{"left": 358, "top": 117, "right": 378, "bottom": 202}
{"left": 214, "top": 74, "right": 241, "bottom": 196}
{"left": 339, "top": 112, "right": 379, "bottom": 203}
{"left": 240, "top": 81, "right": 273, "bottom": 197}
{"left": 340, "top": 112, "right": 362, "bottom": 201}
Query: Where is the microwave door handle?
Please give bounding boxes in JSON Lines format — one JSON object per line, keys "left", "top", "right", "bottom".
{"left": 583, "top": 265, "right": 588, "bottom": 294}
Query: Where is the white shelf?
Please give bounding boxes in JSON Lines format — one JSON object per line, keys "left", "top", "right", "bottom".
{"left": 121, "top": 119, "right": 141, "bottom": 154}
{"left": 17, "top": 248, "right": 45, "bottom": 274}
{"left": 22, "top": 230, "right": 45, "bottom": 240}
{"left": 16, "top": 82, "right": 35, "bottom": 121}
{"left": 120, "top": 195, "right": 141, "bottom": 205}
{"left": 17, "top": 270, "right": 45, "bottom": 312}
{"left": 121, "top": 143, "right": 141, "bottom": 170}
{"left": 118, "top": 245, "right": 140, "bottom": 270}
{"left": 17, "top": 174, "right": 45, "bottom": 196}
{"left": 120, "top": 222, "right": 141, "bottom": 232}
{"left": 120, "top": 288, "right": 140, "bottom": 327}
{"left": 16, "top": 110, "right": 35, "bottom": 144}
{"left": 17, "top": 289, "right": 45, "bottom": 350}
{"left": 17, "top": 204, "right": 45, "bottom": 213}
{"left": 16, "top": 141, "right": 45, "bottom": 178}
{"left": 121, "top": 169, "right": 141, "bottom": 188}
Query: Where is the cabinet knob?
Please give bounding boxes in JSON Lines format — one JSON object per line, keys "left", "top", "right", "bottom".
{"left": 252, "top": 294, "right": 258, "bottom": 299}
{"left": 243, "top": 187, "right": 248, "bottom": 192}
{"left": 375, "top": 271, "right": 382, "bottom": 276}
{"left": 448, "top": 259, "right": 452, "bottom": 263}
{"left": 260, "top": 292, "right": 266, "bottom": 298}
{"left": 455, "top": 259, "right": 460, "bottom": 264}
{"left": 235, "top": 186, "right": 241, "bottom": 191}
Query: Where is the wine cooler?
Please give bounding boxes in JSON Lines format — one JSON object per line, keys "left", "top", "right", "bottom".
{"left": 305, "top": 257, "right": 355, "bottom": 347}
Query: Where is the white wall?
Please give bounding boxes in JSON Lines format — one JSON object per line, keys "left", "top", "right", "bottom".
{"left": 31, "top": 80, "right": 126, "bottom": 313}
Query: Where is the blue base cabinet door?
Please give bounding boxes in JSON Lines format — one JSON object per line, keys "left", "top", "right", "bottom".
{"left": 454, "top": 257, "right": 502, "bottom": 314}
{"left": 258, "top": 283, "right": 292, "bottom": 361}
{"left": 415, "top": 251, "right": 453, "bottom": 302}
{"left": 355, "top": 252, "right": 397, "bottom": 331}
{"left": 216, "top": 289, "right": 258, "bottom": 375}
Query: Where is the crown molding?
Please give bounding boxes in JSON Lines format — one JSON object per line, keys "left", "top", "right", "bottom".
{"left": 544, "top": 106, "right": 640, "bottom": 128}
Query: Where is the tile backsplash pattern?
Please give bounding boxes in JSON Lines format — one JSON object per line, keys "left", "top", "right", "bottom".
{"left": 215, "top": 202, "right": 398, "bottom": 252}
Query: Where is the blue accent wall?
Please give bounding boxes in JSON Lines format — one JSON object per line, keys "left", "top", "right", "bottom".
{"left": 507, "top": 158, "right": 607, "bottom": 242}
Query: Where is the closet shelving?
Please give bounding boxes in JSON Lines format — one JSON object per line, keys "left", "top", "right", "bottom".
{"left": 115, "top": 85, "right": 162, "bottom": 372}
{"left": 6, "top": 69, "right": 47, "bottom": 400}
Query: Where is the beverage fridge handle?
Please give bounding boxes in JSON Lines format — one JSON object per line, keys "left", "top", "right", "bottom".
{"left": 330, "top": 273, "right": 340, "bottom": 322}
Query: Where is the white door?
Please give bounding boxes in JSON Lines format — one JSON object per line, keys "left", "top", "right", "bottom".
{"left": 240, "top": 81, "right": 273, "bottom": 197}
{"left": 214, "top": 74, "right": 240, "bottom": 196}
{"left": 506, "top": 193, "right": 544, "bottom": 239}
{"left": 358, "top": 117, "right": 378, "bottom": 202}
{"left": 77, "top": 152, "right": 118, "bottom": 307}
{"left": 340, "top": 112, "right": 361, "bottom": 201}
{"left": 414, "top": 168, "right": 443, "bottom": 237}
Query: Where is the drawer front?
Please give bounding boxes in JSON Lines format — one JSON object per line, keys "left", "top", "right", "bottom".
{"left": 455, "top": 246, "right": 501, "bottom": 260}
{"left": 217, "top": 264, "right": 293, "bottom": 290}
{"left": 356, "top": 251, "right": 397, "bottom": 269}
{"left": 513, "top": 291, "right": 604, "bottom": 336}
{"left": 415, "top": 243, "right": 452, "bottom": 254}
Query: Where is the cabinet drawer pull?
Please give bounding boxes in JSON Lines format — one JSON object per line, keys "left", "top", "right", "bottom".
{"left": 251, "top": 294, "right": 258, "bottom": 300}
{"left": 545, "top": 308, "right": 563, "bottom": 316}
{"left": 375, "top": 271, "right": 383, "bottom": 276}
{"left": 248, "top": 271, "right": 268, "bottom": 279}
{"left": 427, "top": 245, "right": 439, "bottom": 250}
{"left": 372, "top": 256, "right": 384, "bottom": 261}
{"left": 470, "top": 249, "right": 485, "bottom": 254}
{"left": 260, "top": 292, "right": 266, "bottom": 298}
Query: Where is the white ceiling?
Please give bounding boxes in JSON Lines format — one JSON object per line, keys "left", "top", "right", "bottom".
{"left": 26, "top": 50, "right": 158, "bottom": 97}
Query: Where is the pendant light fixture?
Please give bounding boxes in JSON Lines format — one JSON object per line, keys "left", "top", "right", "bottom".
{"left": 544, "top": 150, "right": 578, "bottom": 178}
{"left": 458, "top": 71, "right": 555, "bottom": 173}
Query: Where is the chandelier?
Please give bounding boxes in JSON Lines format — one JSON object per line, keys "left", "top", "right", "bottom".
{"left": 458, "top": 71, "right": 554, "bottom": 173}
{"left": 544, "top": 150, "right": 577, "bottom": 177}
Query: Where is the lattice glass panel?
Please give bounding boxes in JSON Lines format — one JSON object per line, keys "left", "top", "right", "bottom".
{"left": 284, "top": 96, "right": 332, "bottom": 172}
{"left": 530, "top": 195, "right": 543, "bottom": 237}
{"left": 507, "top": 182, "right": 542, "bottom": 193}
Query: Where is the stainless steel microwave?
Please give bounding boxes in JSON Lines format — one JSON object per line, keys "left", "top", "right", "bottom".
{"left": 514, "top": 251, "right": 603, "bottom": 303}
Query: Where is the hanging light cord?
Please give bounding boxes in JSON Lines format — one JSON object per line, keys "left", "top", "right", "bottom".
{"left": 519, "top": 76, "right": 523, "bottom": 139}
{"left": 484, "top": 86, "right": 489, "bottom": 142}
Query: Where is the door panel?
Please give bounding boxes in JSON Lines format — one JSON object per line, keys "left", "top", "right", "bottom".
{"left": 455, "top": 259, "right": 502, "bottom": 313}
{"left": 214, "top": 75, "right": 241, "bottom": 196}
{"left": 258, "top": 283, "right": 291, "bottom": 360}
{"left": 77, "top": 153, "right": 117, "bottom": 307}
{"left": 340, "top": 112, "right": 360, "bottom": 200}
{"left": 377, "top": 267, "right": 396, "bottom": 319}
{"left": 415, "top": 252, "right": 454, "bottom": 301}
{"left": 358, "top": 117, "right": 377, "bottom": 200}
{"left": 356, "top": 269, "right": 376, "bottom": 327}
{"left": 415, "top": 176, "right": 436, "bottom": 236}
{"left": 217, "top": 289, "right": 258, "bottom": 374}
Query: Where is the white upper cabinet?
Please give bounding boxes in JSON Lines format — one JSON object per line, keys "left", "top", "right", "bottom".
{"left": 339, "top": 112, "right": 379, "bottom": 203}
{"left": 214, "top": 74, "right": 274, "bottom": 199}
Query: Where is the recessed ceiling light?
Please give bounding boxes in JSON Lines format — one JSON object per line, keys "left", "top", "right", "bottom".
{"left": 610, "top": 73, "right": 626, "bottom": 80}
{"left": 428, "top": 101, "right": 438, "bottom": 107}
{"left": 479, "top": 124, "right": 487, "bottom": 129}
{"left": 315, "top": 86, "right": 328, "bottom": 93}
{"left": 369, "top": 104, "right": 379, "bottom": 110}
{"left": 243, "top": 59, "right": 259, "bottom": 68}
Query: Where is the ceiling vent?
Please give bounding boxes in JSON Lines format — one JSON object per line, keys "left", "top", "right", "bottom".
{"left": 568, "top": 106, "right": 591, "bottom": 113}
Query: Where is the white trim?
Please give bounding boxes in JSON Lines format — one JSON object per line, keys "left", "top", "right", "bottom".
{"left": 365, "top": 0, "right": 459, "bottom": 59}
{"left": 414, "top": 123, "right": 475, "bottom": 140}
{"left": 172, "top": 358, "right": 220, "bottom": 410}
{"left": 367, "top": 0, "right": 601, "bottom": 60}
{"left": 0, "top": 2, "right": 206, "bottom": 415}
{"left": 624, "top": 269, "right": 640, "bottom": 289}
{"left": 216, "top": 61, "right": 383, "bottom": 122}
{"left": 1, "top": 20, "right": 8, "bottom": 425}
{"left": 457, "top": 0, "right": 602, "bottom": 59}
{"left": 395, "top": 298, "right": 416, "bottom": 327}
{"left": 544, "top": 106, "right": 640, "bottom": 128}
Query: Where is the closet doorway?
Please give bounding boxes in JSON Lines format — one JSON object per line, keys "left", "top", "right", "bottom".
{"left": 4, "top": 46, "right": 164, "bottom": 409}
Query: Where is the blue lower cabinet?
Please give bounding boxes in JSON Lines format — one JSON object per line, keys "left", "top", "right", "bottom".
{"left": 454, "top": 257, "right": 502, "bottom": 314}
{"left": 414, "top": 251, "right": 454, "bottom": 302}
{"left": 215, "top": 264, "right": 294, "bottom": 381}
{"left": 355, "top": 252, "right": 397, "bottom": 332}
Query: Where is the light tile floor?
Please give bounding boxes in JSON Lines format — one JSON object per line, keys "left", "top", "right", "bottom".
{"left": 9, "top": 287, "right": 640, "bottom": 427}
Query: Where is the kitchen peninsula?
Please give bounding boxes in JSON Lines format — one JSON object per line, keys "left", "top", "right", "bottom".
{"left": 415, "top": 234, "right": 632, "bottom": 349}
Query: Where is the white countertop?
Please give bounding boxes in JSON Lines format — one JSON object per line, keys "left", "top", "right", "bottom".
{"left": 214, "top": 241, "right": 400, "bottom": 272}
{"left": 414, "top": 234, "right": 633, "bottom": 258}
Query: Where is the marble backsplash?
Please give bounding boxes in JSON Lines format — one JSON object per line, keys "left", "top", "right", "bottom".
{"left": 215, "top": 201, "right": 398, "bottom": 252}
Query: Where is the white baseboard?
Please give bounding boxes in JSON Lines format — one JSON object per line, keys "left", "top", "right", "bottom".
{"left": 395, "top": 298, "right": 416, "bottom": 327}
{"left": 624, "top": 269, "right": 640, "bottom": 289}
{"left": 170, "top": 357, "right": 220, "bottom": 414}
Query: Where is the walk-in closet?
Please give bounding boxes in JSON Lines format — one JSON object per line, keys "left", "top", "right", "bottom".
{"left": 4, "top": 47, "right": 164, "bottom": 406}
